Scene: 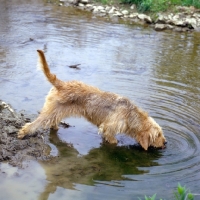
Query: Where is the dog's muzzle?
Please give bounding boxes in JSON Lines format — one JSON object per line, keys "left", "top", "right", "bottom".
{"left": 162, "top": 141, "right": 167, "bottom": 149}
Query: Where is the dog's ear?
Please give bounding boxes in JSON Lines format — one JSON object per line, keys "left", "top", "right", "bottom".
{"left": 139, "top": 132, "right": 150, "bottom": 150}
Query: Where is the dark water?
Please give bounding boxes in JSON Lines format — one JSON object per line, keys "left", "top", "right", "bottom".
{"left": 0, "top": 0, "right": 200, "bottom": 199}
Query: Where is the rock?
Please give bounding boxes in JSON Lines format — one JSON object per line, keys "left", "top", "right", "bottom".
{"left": 93, "top": 7, "right": 99, "bottom": 14}
{"left": 92, "top": 6, "right": 106, "bottom": 14}
{"left": 86, "top": 3, "right": 92, "bottom": 7}
{"left": 173, "top": 14, "right": 180, "bottom": 21}
{"left": 105, "top": 6, "right": 111, "bottom": 12}
{"left": 172, "top": 19, "right": 185, "bottom": 26}
{"left": 80, "top": 0, "right": 89, "bottom": 4}
{"left": 85, "top": 4, "right": 93, "bottom": 11}
{"left": 138, "top": 14, "right": 152, "bottom": 23}
{"left": 97, "top": 6, "right": 104, "bottom": 10}
{"left": 121, "top": 10, "right": 129, "bottom": 15}
{"left": 113, "top": 11, "right": 123, "bottom": 17}
{"left": 165, "top": 24, "right": 174, "bottom": 30}
{"left": 78, "top": 3, "right": 85, "bottom": 7}
{"left": 129, "top": 13, "right": 138, "bottom": 18}
{"left": 154, "top": 24, "right": 167, "bottom": 31}
{"left": 185, "top": 17, "right": 197, "bottom": 28}
{"left": 108, "top": 6, "right": 116, "bottom": 14}
{"left": 193, "top": 13, "right": 200, "bottom": 19}
{"left": 66, "top": 0, "right": 79, "bottom": 5}
{"left": 156, "top": 14, "right": 169, "bottom": 24}
{"left": 130, "top": 4, "right": 136, "bottom": 10}
{"left": 100, "top": 9, "right": 106, "bottom": 13}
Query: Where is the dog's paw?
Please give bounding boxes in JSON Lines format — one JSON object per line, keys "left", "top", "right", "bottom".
{"left": 103, "top": 136, "right": 118, "bottom": 144}
{"left": 18, "top": 130, "right": 25, "bottom": 139}
{"left": 18, "top": 123, "right": 31, "bottom": 139}
{"left": 109, "top": 138, "right": 118, "bottom": 144}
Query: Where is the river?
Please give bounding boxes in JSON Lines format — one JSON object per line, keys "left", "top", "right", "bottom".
{"left": 0, "top": 0, "right": 200, "bottom": 199}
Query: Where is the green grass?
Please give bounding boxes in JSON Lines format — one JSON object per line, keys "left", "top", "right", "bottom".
{"left": 93, "top": 0, "right": 200, "bottom": 12}
{"left": 119, "top": 0, "right": 200, "bottom": 12}
{"left": 138, "top": 183, "right": 195, "bottom": 200}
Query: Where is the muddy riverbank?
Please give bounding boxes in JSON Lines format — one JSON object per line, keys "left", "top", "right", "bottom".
{"left": 58, "top": 0, "right": 200, "bottom": 32}
{"left": 0, "top": 100, "right": 51, "bottom": 167}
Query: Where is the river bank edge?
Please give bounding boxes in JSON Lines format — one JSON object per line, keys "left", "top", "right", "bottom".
{"left": 0, "top": 100, "right": 53, "bottom": 168}
{"left": 58, "top": 0, "right": 200, "bottom": 32}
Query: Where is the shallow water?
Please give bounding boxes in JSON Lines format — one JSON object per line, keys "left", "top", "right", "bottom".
{"left": 0, "top": 0, "right": 200, "bottom": 199}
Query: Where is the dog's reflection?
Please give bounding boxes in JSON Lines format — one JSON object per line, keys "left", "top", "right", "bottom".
{"left": 38, "top": 129, "right": 162, "bottom": 200}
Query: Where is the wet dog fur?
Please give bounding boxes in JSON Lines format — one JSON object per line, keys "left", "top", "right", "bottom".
{"left": 18, "top": 50, "right": 167, "bottom": 150}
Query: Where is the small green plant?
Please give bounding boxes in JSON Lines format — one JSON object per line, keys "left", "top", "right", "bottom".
{"left": 174, "top": 183, "right": 194, "bottom": 200}
{"left": 138, "top": 0, "right": 152, "bottom": 12}
{"left": 138, "top": 193, "right": 164, "bottom": 200}
{"left": 138, "top": 183, "right": 194, "bottom": 200}
{"left": 138, "top": 193, "right": 157, "bottom": 200}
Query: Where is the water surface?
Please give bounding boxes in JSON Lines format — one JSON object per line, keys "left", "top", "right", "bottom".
{"left": 0, "top": 0, "right": 200, "bottom": 199}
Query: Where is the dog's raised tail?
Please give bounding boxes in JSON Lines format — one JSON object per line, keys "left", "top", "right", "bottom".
{"left": 37, "top": 50, "right": 63, "bottom": 89}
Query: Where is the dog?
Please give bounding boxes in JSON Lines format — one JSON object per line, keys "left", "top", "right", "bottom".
{"left": 18, "top": 50, "right": 167, "bottom": 150}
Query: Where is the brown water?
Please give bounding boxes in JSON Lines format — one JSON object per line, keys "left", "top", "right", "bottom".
{"left": 0, "top": 0, "right": 200, "bottom": 199}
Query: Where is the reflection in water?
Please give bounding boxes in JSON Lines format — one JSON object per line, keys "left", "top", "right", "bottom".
{"left": 39, "top": 129, "right": 162, "bottom": 200}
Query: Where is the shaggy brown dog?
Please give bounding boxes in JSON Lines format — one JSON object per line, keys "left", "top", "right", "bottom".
{"left": 18, "top": 50, "right": 167, "bottom": 150}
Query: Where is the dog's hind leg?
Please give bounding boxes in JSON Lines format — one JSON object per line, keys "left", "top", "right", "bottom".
{"left": 102, "top": 132, "right": 118, "bottom": 144}
{"left": 99, "top": 124, "right": 118, "bottom": 144}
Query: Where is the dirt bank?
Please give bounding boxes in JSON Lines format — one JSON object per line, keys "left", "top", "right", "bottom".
{"left": 0, "top": 100, "right": 51, "bottom": 168}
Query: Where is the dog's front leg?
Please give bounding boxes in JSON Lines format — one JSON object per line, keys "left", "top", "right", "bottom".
{"left": 18, "top": 122, "right": 37, "bottom": 139}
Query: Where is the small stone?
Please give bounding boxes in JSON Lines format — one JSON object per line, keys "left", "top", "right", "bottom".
{"left": 108, "top": 7, "right": 116, "bottom": 14}
{"left": 138, "top": 14, "right": 152, "bottom": 23}
{"left": 97, "top": 6, "right": 104, "bottom": 10}
{"left": 129, "top": 13, "right": 138, "bottom": 18}
{"left": 78, "top": 3, "right": 84, "bottom": 7}
{"left": 185, "top": 17, "right": 197, "bottom": 28}
{"left": 154, "top": 24, "right": 167, "bottom": 31}
{"left": 80, "top": 0, "right": 89, "bottom": 4}
{"left": 121, "top": 10, "right": 129, "bottom": 15}
{"left": 165, "top": 24, "right": 174, "bottom": 29}
{"left": 113, "top": 11, "right": 123, "bottom": 17}
{"left": 93, "top": 7, "right": 99, "bottom": 14}
{"left": 105, "top": 6, "right": 111, "bottom": 11}
{"left": 86, "top": 3, "right": 92, "bottom": 7}
{"left": 130, "top": 4, "right": 135, "bottom": 10}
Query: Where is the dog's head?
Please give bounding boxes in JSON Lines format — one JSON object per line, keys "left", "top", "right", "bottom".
{"left": 137, "top": 117, "right": 167, "bottom": 150}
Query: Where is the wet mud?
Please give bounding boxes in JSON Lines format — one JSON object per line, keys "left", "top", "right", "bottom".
{"left": 0, "top": 100, "right": 51, "bottom": 167}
